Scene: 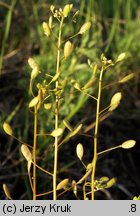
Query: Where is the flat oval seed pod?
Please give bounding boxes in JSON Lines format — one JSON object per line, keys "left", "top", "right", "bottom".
{"left": 3, "top": 184, "right": 12, "bottom": 200}
{"left": 74, "top": 82, "right": 80, "bottom": 90}
{"left": 51, "top": 128, "right": 63, "bottom": 137}
{"left": 63, "top": 120, "right": 73, "bottom": 131}
{"left": 63, "top": 4, "right": 73, "bottom": 17}
{"left": 42, "top": 22, "right": 51, "bottom": 37}
{"left": 121, "top": 140, "right": 136, "bottom": 149}
{"left": 3, "top": 122, "right": 13, "bottom": 136}
{"left": 69, "top": 124, "right": 82, "bottom": 138}
{"left": 105, "top": 178, "right": 116, "bottom": 189}
{"left": 133, "top": 196, "right": 140, "bottom": 200}
{"left": 44, "top": 103, "right": 52, "bottom": 110}
{"left": 100, "top": 176, "right": 109, "bottom": 182}
{"left": 64, "top": 41, "right": 73, "bottom": 59}
{"left": 79, "top": 22, "right": 91, "bottom": 34}
{"left": 49, "top": 16, "right": 53, "bottom": 28}
{"left": 72, "top": 180, "right": 77, "bottom": 196}
{"left": 21, "top": 145, "right": 32, "bottom": 161}
{"left": 119, "top": 73, "right": 134, "bottom": 83}
{"left": 56, "top": 178, "right": 69, "bottom": 190}
{"left": 49, "top": 72, "right": 60, "bottom": 84}
{"left": 86, "top": 163, "right": 93, "bottom": 171}
{"left": 76, "top": 143, "right": 84, "bottom": 160}
{"left": 116, "top": 52, "right": 126, "bottom": 62}
{"left": 109, "top": 92, "right": 122, "bottom": 111}
{"left": 28, "top": 58, "right": 38, "bottom": 69}
{"left": 31, "top": 66, "right": 39, "bottom": 80}
{"left": 29, "top": 96, "right": 39, "bottom": 108}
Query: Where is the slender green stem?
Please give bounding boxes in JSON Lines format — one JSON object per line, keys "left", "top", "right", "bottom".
{"left": 53, "top": 17, "right": 64, "bottom": 200}
{"left": 67, "top": 32, "right": 80, "bottom": 41}
{"left": 91, "top": 67, "right": 104, "bottom": 200}
{"left": 78, "top": 88, "right": 97, "bottom": 101}
{"left": 102, "top": 81, "right": 118, "bottom": 90}
{"left": 97, "top": 145, "right": 120, "bottom": 156}
{"left": 99, "top": 105, "right": 110, "bottom": 115}
{"left": 83, "top": 183, "right": 87, "bottom": 200}
{"left": 32, "top": 161, "right": 53, "bottom": 176}
{"left": 33, "top": 106, "right": 37, "bottom": 200}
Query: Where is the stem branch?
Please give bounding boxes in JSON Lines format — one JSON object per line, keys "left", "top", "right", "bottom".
{"left": 91, "top": 67, "right": 103, "bottom": 200}
{"left": 33, "top": 106, "right": 37, "bottom": 200}
{"left": 53, "top": 17, "right": 64, "bottom": 200}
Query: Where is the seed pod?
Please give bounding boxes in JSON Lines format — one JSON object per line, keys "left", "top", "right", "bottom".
{"left": 105, "top": 178, "right": 116, "bottom": 188}
{"left": 63, "top": 120, "right": 73, "bottom": 131}
{"left": 119, "top": 73, "right": 134, "bottom": 83}
{"left": 109, "top": 92, "right": 122, "bottom": 111}
{"left": 133, "top": 196, "right": 140, "bottom": 200}
{"left": 50, "top": 5, "right": 55, "bottom": 13}
{"left": 79, "top": 22, "right": 91, "bottom": 34}
{"left": 29, "top": 96, "right": 39, "bottom": 108}
{"left": 3, "top": 184, "right": 12, "bottom": 200}
{"left": 51, "top": 128, "right": 63, "bottom": 137}
{"left": 49, "top": 72, "right": 60, "bottom": 84}
{"left": 44, "top": 103, "right": 52, "bottom": 110}
{"left": 100, "top": 176, "right": 109, "bottom": 183}
{"left": 31, "top": 66, "right": 39, "bottom": 80}
{"left": 86, "top": 163, "right": 93, "bottom": 171}
{"left": 72, "top": 180, "right": 77, "bottom": 196}
{"left": 63, "top": 4, "right": 73, "bottom": 17}
{"left": 76, "top": 143, "right": 84, "bottom": 160}
{"left": 28, "top": 58, "right": 38, "bottom": 69}
{"left": 21, "top": 145, "right": 32, "bottom": 161}
{"left": 121, "top": 140, "right": 136, "bottom": 149}
{"left": 3, "top": 122, "right": 13, "bottom": 136}
{"left": 42, "top": 22, "right": 51, "bottom": 37}
{"left": 82, "top": 78, "right": 96, "bottom": 90}
{"left": 56, "top": 178, "right": 69, "bottom": 190}
{"left": 69, "top": 124, "right": 82, "bottom": 138}
{"left": 64, "top": 41, "right": 73, "bottom": 59}
{"left": 116, "top": 53, "right": 126, "bottom": 62}
{"left": 74, "top": 82, "right": 80, "bottom": 90}
{"left": 49, "top": 16, "right": 53, "bottom": 28}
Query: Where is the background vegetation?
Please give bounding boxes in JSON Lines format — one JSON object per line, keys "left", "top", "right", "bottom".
{"left": 0, "top": 0, "right": 140, "bottom": 199}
